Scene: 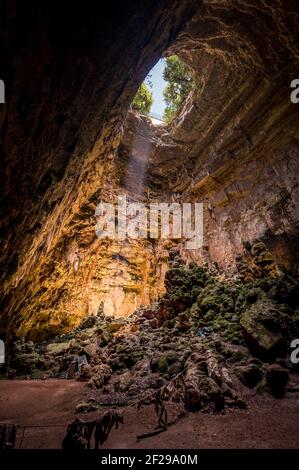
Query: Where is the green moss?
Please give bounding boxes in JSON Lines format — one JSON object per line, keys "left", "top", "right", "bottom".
{"left": 46, "top": 341, "right": 70, "bottom": 355}
{"left": 240, "top": 298, "right": 293, "bottom": 359}
{"left": 11, "top": 352, "right": 40, "bottom": 375}
{"left": 165, "top": 350, "right": 178, "bottom": 364}
{"left": 30, "top": 369, "right": 47, "bottom": 379}
{"left": 197, "top": 283, "right": 235, "bottom": 315}
{"left": 158, "top": 356, "right": 169, "bottom": 373}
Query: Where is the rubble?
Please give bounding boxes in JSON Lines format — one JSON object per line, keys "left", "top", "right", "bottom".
{"left": 3, "top": 261, "right": 299, "bottom": 415}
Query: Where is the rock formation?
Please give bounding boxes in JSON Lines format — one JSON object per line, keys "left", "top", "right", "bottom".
{"left": 5, "top": 260, "right": 298, "bottom": 410}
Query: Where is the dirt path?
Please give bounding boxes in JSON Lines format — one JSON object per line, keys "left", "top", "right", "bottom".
{"left": 0, "top": 379, "right": 88, "bottom": 448}
{"left": 0, "top": 380, "right": 299, "bottom": 449}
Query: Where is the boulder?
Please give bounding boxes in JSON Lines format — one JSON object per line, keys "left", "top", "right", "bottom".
{"left": 184, "top": 361, "right": 224, "bottom": 412}
{"left": 235, "top": 364, "right": 264, "bottom": 388}
{"left": 221, "top": 344, "right": 248, "bottom": 363}
{"left": 240, "top": 299, "right": 288, "bottom": 360}
{"left": 10, "top": 352, "right": 40, "bottom": 375}
{"left": 88, "top": 363, "right": 112, "bottom": 389}
{"left": 115, "top": 371, "right": 133, "bottom": 392}
{"left": 25, "top": 341, "right": 35, "bottom": 353}
{"left": 165, "top": 350, "right": 178, "bottom": 364}
{"left": 150, "top": 351, "right": 178, "bottom": 374}
{"left": 75, "top": 400, "right": 98, "bottom": 414}
{"left": 83, "top": 342, "right": 98, "bottom": 357}
{"left": 108, "top": 322, "right": 125, "bottom": 333}
{"left": 158, "top": 356, "right": 169, "bottom": 373}
{"left": 167, "top": 361, "right": 184, "bottom": 377}
{"left": 46, "top": 341, "right": 70, "bottom": 356}
{"left": 78, "top": 364, "right": 93, "bottom": 381}
{"left": 265, "top": 364, "right": 289, "bottom": 398}
{"left": 78, "top": 315, "right": 97, "bottom": 330}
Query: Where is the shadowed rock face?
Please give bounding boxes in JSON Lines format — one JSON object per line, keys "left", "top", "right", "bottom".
{"left": 147, "top": 0, "right": 299, "bottom": 272}
{"left": 0, "top": 1, "right": 298, "bottom": 341}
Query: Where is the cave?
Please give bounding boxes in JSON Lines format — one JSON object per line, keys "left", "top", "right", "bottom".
{"left": 0, "top": 0, "right": 299, "bottom": 452}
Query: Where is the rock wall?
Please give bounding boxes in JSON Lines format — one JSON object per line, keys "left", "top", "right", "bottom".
{"left": 148, "top": 0, "right": 299, "bottom": 273}
{"left": 0, "top": 0, "right": 199, "bottom": 340}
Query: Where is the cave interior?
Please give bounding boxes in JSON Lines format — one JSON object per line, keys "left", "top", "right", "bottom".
{"left": 0, "top": 0, "right": 299, "bottom": 445}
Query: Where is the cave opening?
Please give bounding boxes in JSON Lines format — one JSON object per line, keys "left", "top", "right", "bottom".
{"left": 131, "top": 55, "right": 195, "bottom": 125}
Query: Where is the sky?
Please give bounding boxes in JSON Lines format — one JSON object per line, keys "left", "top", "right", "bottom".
{"left": 146, "top": 58, "right": 167, "bottom": 117}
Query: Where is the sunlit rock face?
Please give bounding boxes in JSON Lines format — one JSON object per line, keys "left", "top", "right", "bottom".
{"left": 0, "top": 0, "right": 198, "bottom": 341}
{"left": 148, "top": 0, "right": 299, "bottom": 274}
{"left": 81, "top": 240, "right": 168, "bottom": 320}
{"left": 0, "top": 0, "right": 298, "bottom": 341}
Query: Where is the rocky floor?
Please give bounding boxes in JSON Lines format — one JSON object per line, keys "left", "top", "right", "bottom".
{"left": 0, "top": 379, "right": 299, "bottom": 448}
{"left": 1, "top": 247, "right": 299, "bottom": 447}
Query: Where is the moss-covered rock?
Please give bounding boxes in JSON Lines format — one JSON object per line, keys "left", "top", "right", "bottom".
{"left": 150, "top": 350, "right": 179, "bottom": 374}
{"left": 165, "top": 350, "right": 178, "bottom": 364}
{"left": 10, "top": 352, "right": 40, "bottom": 375}
{"left": 46, "top": 341, "right": 70, "bottom": 356}
{"left": 240, "top": 299, "right": 293, "bottom": 360}
{"left": 220, "top": 344, "right": 247, "bottom": 363}
{"left": 158, "top": 355, "right": 169, "bottom": 373}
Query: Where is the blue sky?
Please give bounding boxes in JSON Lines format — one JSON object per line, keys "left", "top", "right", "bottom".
{"left": 146, "top": 58, "right": 167, "bottom": 117}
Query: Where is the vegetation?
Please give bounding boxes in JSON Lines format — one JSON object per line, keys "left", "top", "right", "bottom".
{"left": 131, "top": 56, "right": 193, "bottom": 122}
{"left": 132, "top": 82, "right": 153, "bottom": 115}
{"left": 163, "top": 55, "right": 193, "bottom": 123}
